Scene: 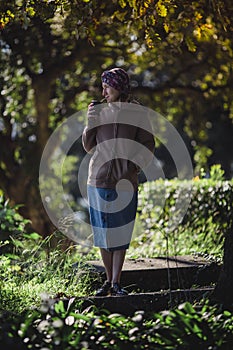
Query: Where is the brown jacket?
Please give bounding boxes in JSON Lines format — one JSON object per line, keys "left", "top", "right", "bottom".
{"left": 82, "top": 102, "right": 155, "bottom": 190}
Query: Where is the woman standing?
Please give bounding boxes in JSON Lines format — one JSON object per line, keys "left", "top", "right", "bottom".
{"left": 82, "top": 68, "right": 155, "bottom": 296}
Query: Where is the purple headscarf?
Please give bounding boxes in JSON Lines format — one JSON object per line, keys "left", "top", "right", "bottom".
{"left": 101, "top": 68, "right": 130, "bottom": 95}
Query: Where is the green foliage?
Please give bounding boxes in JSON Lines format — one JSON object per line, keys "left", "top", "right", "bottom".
{"left": 209, "top": 164, "right": 225, "bottom": 181}
{"left": 131, "top": 172, "right": 233, "bottom": 258}
{"left": 1, "top": 0, "right": 233, "bottom": 236}
{"left": 0, "top": 196, "right": 97, "bottom": 315}
{"left": 0, "top": 299, "right": 233, "bottom": 349}
{"left": 0, "top": 231, "right": 96, "bottom": 314}
{"left": 151, "top": 302, "right": 233, "bottom": 349}
{"left": 194, "top": 146, "right": 213, "bottom": 175}
{"left": 0, "top": 178, "right": 233, "bottom": 348}
{"left": 0, "top": 195, "right": 31, "bottom": 254}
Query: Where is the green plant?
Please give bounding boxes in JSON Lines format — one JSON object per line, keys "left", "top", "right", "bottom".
{"left": 0, "top": 229, "right": 97, "bottom": 314}
{"left": 151, "top": 301, "right": 233, "bottom": 349}
{"left": 1, "top": 177, "right": 232, "bottom": 345}
{"left": 0, "top": 195, "right": 31, "bottom": 254}
{"left": 209, "top": 164, "right": 225, "bottom": 181}
{"left": 1, "top": 300, "right": 233, "bottom": 349}
{"left": 130, "top": 175, "right": 233, "bottom": 259}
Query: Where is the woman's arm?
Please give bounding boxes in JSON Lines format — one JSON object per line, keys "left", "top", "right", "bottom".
{"left": 82, "top": 103, "right": 99, "bottom": 154}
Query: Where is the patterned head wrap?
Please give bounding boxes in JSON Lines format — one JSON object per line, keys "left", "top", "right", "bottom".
{"left": 101, "top": 68, "right": 130, "bottom": 95}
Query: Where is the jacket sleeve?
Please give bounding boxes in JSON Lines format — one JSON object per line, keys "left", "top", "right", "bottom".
{"left": 82, "top": 118, "right": 97, "bottom": 154}
{"left": 133, "top": 117, "right": 155, "bottom": 170}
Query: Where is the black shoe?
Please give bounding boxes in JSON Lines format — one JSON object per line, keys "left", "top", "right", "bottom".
{"left": 95, "top": 281, "right": 111, "bottom": 297}
{"left": 111, "top": 283, "right": 128, "bottom": 296}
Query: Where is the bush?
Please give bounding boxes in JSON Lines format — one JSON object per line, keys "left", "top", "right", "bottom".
{"left": 133, "top": 174, "right": 233, "bottom": 258}
{"left": 0, "top": 194, "right": 31, "bottom": 254}
{"left": 0, "top": 300, "right": 233, "bottom": 349}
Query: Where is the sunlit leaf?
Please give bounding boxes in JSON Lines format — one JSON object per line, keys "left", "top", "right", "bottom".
{"left": 128, "top": 0, "right": 138, "bottom": 9}
{"left": 26, "top": 6, "right": 36, "bottom": 17}
{"left": 155, "top": 0, "right": 167, "bottom": 17}
{"left": 113, "top": 10, "right": 127, "bottom": 21}
{"left": 164, "top": 22, "right": 169, "bottom": 33}
{"left": 185, "top": 35, "right": 197, "bottom": 52}
{"left": 119, "top": 0, "right": 127, "bottom": 9}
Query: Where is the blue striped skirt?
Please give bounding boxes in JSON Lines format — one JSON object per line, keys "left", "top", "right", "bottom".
{"left": 87, "top": 185, "right": 138, "bottom": 251}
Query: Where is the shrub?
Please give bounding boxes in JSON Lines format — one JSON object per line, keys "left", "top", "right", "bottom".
{"left": 0, "top": 194, "right": 31, "bottom": 254}
{"left": 0, "top": 300, "right": 232, "bottom": 349}
{"left": 133, "top": 174, "right": 233, "bottom": 258}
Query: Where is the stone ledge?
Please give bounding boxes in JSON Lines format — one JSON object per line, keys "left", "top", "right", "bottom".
{"left": 79, "top": 287, "right": 214, "bottom": 316}
{"left": 89, "top": 255, "right": 211, "bottom": 272}
{"left": 87, "top": 256, "right": 221, "bottom": 292}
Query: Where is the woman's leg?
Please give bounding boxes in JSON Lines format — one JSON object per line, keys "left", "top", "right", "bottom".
{"left": 99, "top": 248, "right": 128, "bottom": 296}
{"left": 100, "top": 248, "right": 113, "bottom": 282}
{"left": 100, "top": 248, "right": 126, "bottom": 284}
{"left": 112, "top": 249, "right": 126, "bottom": 283}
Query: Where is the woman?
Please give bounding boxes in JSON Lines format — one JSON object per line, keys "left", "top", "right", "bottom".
{"left": 82, "top": 67, "right": 155, "bottom": 296}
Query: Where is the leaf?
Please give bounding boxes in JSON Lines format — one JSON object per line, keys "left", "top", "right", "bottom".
{"left": 178, "top": 302, "right": 195, "bottom": 314}
{"left": 128, "top": 0, "right": 138, "bottom": 9}
{"left": 119, "top": 0, "right": 127, "bottom": 8}
{"left": 185, "top": 35, "right": 197, "bottom": 52}
{"left": 54, "top": 300, "right": 66, "bottom": 315}
{"left": 26, "top": 6, "right": 36, "bottom": 17}
{"left": 5, "top": 253, "right": 20, "bottom": 260}
{"left": 113, "top": 10, "right": 127, "bottom": 21}
{"left": 139, "top": 5, "right": 147, "bottom": 16}
{"left": 145, "top": 31, "right": 154, "bottom": 48}
{"left": 155, "top": 0, "right": 167, "bottom": 17}
{"left": 164, "top": 22, "right": 169, "bottom": 33}
{"left": 23, "top": 232, "right": 41, "bottom": 240}
{"left": 88, "top": 37, "right": 95, "bottom": 47}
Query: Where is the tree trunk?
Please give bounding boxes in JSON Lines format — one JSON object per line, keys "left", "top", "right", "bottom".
{"left": 6, "top": 75, "right": 55, "bottom": 236}
{"left": 7, "top": 172, "right": 55, "bottom": 236}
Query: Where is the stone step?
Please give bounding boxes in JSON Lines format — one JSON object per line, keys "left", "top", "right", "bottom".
{"left": 55, "top": 256, "right": 221, "bottom": 316}
{"left": 79, "top": 287, "right": 214, "bottom": 316}
{"left": 88, "top": 256, "right": 221, "bottom": 293}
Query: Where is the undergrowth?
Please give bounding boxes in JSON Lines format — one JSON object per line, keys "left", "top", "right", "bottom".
{"left": 1, "top": 167, "right": 233, "bottom": 349}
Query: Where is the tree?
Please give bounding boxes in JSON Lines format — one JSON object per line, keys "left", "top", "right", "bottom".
{"left": 0, "top": 0, "right": 130, "bottom": 234}
{"left": 1, "top": 0, "right": 233, "bottom": 232}
{"left": 0, "top": 1, "right": 233, "bottom": 306}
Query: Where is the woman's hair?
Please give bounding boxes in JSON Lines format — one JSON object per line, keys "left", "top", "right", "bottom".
{"left": 101, "top": 68, "right": 130, "bottom": 95}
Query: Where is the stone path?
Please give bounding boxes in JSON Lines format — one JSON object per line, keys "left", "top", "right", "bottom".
{"left": 79, "top": 255, "right": 221, "bottom": 315}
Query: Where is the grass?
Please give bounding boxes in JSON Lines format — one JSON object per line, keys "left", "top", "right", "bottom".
{"left": 2, "top": 173, "right": 231, "bottom": 314}
{"left": 0, "top": 233, "right": 101, "bottom": 314}
{"left": 0, "top": 221, "right": 222, "bottom": 316}
{"left": 0, "top": 205, "right": 231, "bottom": 347}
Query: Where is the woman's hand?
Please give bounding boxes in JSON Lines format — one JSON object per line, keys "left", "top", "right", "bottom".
{"left": 87, "top": 101, "right": 101, "bottom": 118}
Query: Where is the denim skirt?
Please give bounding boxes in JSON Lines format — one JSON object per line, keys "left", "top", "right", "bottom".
{"left": 87, "top": 185, "right": 138, "bottom": 251}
